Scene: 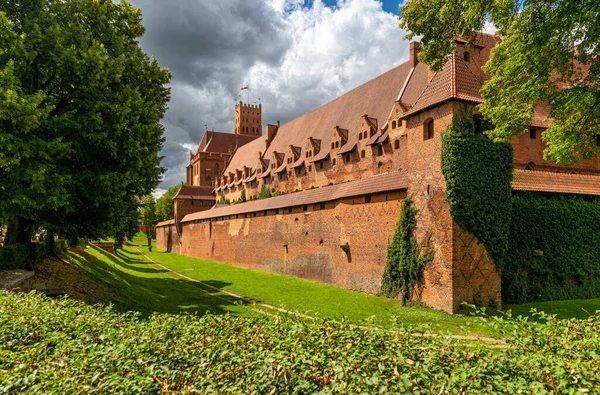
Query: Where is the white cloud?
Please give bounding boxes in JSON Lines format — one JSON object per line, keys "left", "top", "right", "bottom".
{"left": 132, "top": 0, "right": 411, "bottom": 191}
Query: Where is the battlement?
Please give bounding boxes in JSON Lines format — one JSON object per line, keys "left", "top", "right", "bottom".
{"left": 235, "top": 100, "right": 262, "bottom": 136}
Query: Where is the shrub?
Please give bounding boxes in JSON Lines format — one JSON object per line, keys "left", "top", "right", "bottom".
{"left": 0, "top": 244, "right": 27, "bottom": 270}
{"left": 0, "top": 292, "right": 599, "bottom": 393}
{"left": 258, "top": 184, "right": 272, "bottom": 199}
{"left": 380, "top": 196, "right": 433, "bottom": 303}
{"left": 503, "top": 193, "right": 600, "bottom": 303}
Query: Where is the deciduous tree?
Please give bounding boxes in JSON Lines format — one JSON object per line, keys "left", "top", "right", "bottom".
{"left": 0, "top": 0, "right": 171, "bottom": 254}
{"left": 400, "top": 0, "right": 600, "bottom": 164}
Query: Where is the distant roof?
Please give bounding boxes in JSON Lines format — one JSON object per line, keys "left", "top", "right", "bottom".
{"left": 173, "top": 185, "right": 214, "bottom": 200}
{"left": 225, "top": 61, "right": 413, "bottom": 175}
{"left": 512, "top": 169, "right": 600, "bottom": 195}
{"left": 196, "top": 131, "right": 258, "bottom": 155}
{"left": 182, "top": 171, "right": 408, "bottom": 223}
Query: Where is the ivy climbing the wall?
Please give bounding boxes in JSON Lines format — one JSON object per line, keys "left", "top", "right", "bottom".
{"left": 380, "top": 196, "right": 434, "bottom": 304}
{"left": 504, "top": 193, "right": 600, "bottom": 304}
{"left": 441, "top": 108, "right": 514, "bottom": 266}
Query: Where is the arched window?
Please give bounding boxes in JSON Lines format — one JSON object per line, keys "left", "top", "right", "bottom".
{"left": 214, "top": 163, "right": 219, "bottom": 176}
{"left": 392, "top": 120, "right": 397, "bottom": 129}
{"left": 424, "top": 119, "right": 434, "bottom": 140}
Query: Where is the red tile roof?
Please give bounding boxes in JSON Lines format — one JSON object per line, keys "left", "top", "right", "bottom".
{"left": 512, "top": 169, "right": 600, "bottom": 195}
{"left": 182, "top": 171, "right": 408, "bottom": 223}
{"left": 196, "top": 131, "right": 258, "bottom": 155}
{"left": 173, "top": 185, "right": 214, "bottom": 200}
{"left": 404, "top": 55, "right": 483, "bottom": 116}
{"left": 224, "top": 62, "right": 414, "bottom": 175}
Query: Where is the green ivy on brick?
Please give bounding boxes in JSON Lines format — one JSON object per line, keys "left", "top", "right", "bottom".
{"left": 441, "top": 108, "right": 514, "bottom": 266}
{"left": 504, "top": 193, "right": 600, "bottom": 304}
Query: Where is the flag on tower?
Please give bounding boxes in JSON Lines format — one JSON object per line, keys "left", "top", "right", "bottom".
{"left": 241, "top": 86, "right": 249, "bottom": 90}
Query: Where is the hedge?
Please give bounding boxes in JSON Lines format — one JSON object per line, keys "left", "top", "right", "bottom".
{"left": 504, "top": 193, "right": 600, "bottom": 304}
{"left": 0, "top": 239, "right": 69, "bottom": 270}
{"left": 1, "top": 292, "right": 599, "bottom": 393}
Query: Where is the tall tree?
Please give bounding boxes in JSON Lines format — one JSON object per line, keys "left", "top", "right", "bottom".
{"left": 139, "top": 195, "right": 156, "bottom": 252}
{"left": 0, "top": 0, "right": 171, "bottom": 251}
{"left": 400, "top": 0, "right": 600, "bottom": 164}
{"left": 155, "top": 184, "right": 183, "bottom": 222}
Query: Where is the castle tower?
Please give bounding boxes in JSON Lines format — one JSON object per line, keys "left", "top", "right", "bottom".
{"left": 235, "top": 101, "right": 262, "bottom": 136}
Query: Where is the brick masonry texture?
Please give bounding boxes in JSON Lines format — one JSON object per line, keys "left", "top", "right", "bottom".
{"left": 158, "top": 35, "right": 600, "bottom": 313}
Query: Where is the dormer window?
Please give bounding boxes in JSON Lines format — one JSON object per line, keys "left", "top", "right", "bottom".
{"left": 336, "top": 141, "right": 340, "bottom": 148}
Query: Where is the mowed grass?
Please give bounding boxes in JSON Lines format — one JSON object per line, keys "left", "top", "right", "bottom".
{"left": 60, "top": 243, "right": 254, "bottom": 317}
{"left": 506, "top": 298, "right": 600, "bottom": 320}
{"left": 130, "top": 233, "right": 495, "bottom": 337}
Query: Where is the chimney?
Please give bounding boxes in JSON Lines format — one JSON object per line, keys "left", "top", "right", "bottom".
{"left": 410, "top": 41, "right": 420, "bottom": 67}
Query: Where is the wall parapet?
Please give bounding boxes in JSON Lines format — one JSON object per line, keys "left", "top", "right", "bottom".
{"left": 182, "top": 171, "right": 408, "bottom": 223}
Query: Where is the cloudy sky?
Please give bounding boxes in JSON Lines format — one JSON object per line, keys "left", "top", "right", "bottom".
{"left": 129, "top": 0, "right": 410, "bottom": 194}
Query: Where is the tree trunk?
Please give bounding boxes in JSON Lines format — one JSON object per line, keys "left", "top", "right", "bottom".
{"left": 47, "top": 231, "right": 56, "bottom": 256}
{"left": 5, "top": 217, "right": 33, "bottom": 270}
{"left": 147, "top": 231, "right": 152, "bottom": 252}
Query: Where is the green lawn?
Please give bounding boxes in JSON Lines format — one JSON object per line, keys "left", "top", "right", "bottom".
{"left": 506, "top": 298, "right": 600, "bottom": 320}
{"left": 61, "top": 243, "right": 253, "bottom": 317}
{"left": 129, "top": 233, "right": 494, "bottom": 337}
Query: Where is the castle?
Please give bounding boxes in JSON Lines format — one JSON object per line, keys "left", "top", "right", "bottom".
{"left": 156, "top": 35, "right": 600, "bottom": 313}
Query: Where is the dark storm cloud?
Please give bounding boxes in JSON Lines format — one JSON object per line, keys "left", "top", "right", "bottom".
{"left": 127, "top": 0, "right": 409, "bottom": 191}
{"left": 134, "top": 0, "right": 291, "bottom": 88}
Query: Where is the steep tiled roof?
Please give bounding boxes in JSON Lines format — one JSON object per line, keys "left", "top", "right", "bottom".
{"left": 224, "top": 62, "right": 413, "bottom": 175}
{"left": 197, "top": 131, "right": 258, "bottom": 154}
{"left": 512, "top": 169, "right": 600, "bottom": 195}
{"left": 173, "top": 185, "right": 215, "bottom": 200}
{"left": 182, "top": 171, "right": 408, "bottom": 223}
{"left": 404, "top": 55, "right": 483, "bottom": 116}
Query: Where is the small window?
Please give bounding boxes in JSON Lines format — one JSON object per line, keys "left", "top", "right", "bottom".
{"left": 308, "top": 165, "right": 312, "bottom": 171}
{"left": 345, "top": 153, "right": 350, "bottom": 162}
{"left": 392, "top": 120, "right": 397, "bottom": 129}
{"left": 398, "top": 120, "right": 402, "bottom": 127}
{"left": 361, "top": 150, "right": 366, "bottom": 158}
{"left": 336, "top": 141, "right": 340, "bottom": 148}
{"left": 358, "top": 133, "right": 362, "bottom": 141}
{"left": 377, "top": 145, "right": 383, "bottom": 156}
{"left": 463, "top": 51, "right": 470, "bottom": 62}
{"left": 214, "top": 164, "right": 219, "bottom": 176}
{"left": 332, "top": 158, "right": 337, "bottom": 166}
{"left": 530, "top": 128, "right": 537, "bottom": 139}
{"left": 394, "top": 140, "right": 400, "bottom": 150}
{"left": 424, "top": 119, "right": 434, "bottom": 140}
{"left": 331, "top": 142, "right": 335, "bottom": 149}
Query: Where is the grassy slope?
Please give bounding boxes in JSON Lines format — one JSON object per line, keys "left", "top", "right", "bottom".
{"left": 506, "top": 299, "right": 600, "bottom": 320}
{"left": 131, "top": 233, "right": 493, "bottom": 336}
{"left": 61, "top": 244, "right": 252, "bottom": 317}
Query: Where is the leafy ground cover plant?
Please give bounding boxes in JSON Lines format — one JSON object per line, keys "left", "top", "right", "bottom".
{"left": 1, "top": 292, "right": 598, "bottom": 394}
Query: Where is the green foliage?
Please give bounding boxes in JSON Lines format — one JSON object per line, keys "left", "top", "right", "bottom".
{"left": 0, "top": 244, "right": 27, "bottom": 270}
{"left": 155, "top": 184, "right": 182, "bottom": 222}
{"left": 503, "top": 193, "right": 600, "bottom": 304}
{"left": 1, "top": 292, "right": 600, "bottom": 393}
{"left": 400, "top": 0, "right": 600, "bottom": 163}
{"left": 0, "top": 0, "right": 171, "bottom": 245}
{"left": 380, "top": 196, "right": 433, "bottom": 303}
{"left": 258, "top": 184, "right": 272, "bottom": 199}
{"left": 139, "top": 195, "right": 156, "bottom": 250}
{"left": 441, "top": 109, "right": 513, "bottom": 263}
{"left": 234, "top": 188, "right": 247, "bottom": 204}
{"left": 218, "top": 192, "right": 230, "bottom": 205}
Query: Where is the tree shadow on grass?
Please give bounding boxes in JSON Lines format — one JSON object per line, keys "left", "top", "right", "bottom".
{"left": 63, "top": 246, "right": 256, "bottom": 318}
